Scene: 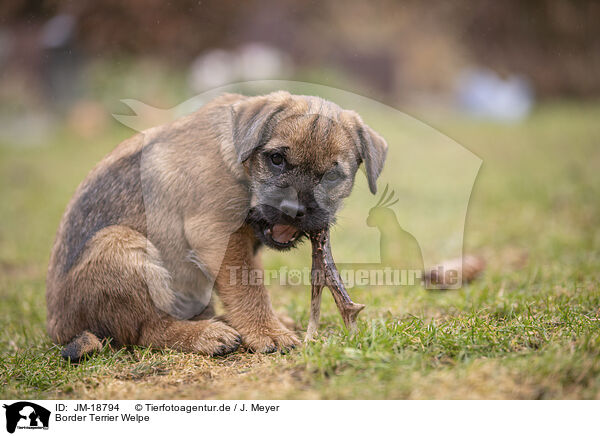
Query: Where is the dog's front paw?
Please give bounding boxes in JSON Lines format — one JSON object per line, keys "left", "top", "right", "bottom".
{"left": 193, "top": 320, "right": 241, "bottom": 356}
{"left": 239, "top": 320, "right": 300, "bottom": 353}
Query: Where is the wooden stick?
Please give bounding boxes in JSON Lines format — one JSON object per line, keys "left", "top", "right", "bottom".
{"left": 306, "top": 228, "right": 365, "bottom": 341}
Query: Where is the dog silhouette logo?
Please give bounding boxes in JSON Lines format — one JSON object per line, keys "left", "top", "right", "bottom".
{"left": 2, "top": 402, "right": 50, "bottom": 433}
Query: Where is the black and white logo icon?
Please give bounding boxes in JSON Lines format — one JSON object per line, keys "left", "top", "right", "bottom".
{"left": 3, "top": 402, "right": 50, "bottom": 433}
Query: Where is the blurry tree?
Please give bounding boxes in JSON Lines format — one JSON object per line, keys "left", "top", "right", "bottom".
{"left": 0, "top": 0, "right": 599, "bottom": 98}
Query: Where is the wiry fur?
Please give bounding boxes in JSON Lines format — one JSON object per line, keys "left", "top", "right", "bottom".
{"left": 46, "top": 91, "right": 387, "bottom": 360}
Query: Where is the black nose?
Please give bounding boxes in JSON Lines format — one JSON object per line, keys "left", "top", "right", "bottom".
{"left": 280, "top": 199, "right": 306, "bottom": 218}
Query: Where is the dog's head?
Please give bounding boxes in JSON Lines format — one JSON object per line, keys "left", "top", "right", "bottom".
{"left": 231, "top": 91, "right": 387, "bottom": 250}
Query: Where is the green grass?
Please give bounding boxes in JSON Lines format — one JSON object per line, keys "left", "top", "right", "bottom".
{"left": 1, "top": 102, "right": 599, "bottom": 399}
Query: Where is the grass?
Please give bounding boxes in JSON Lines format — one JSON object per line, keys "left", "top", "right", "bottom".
{"left": 1, "top": 101, "right": 599, "bottom": 399}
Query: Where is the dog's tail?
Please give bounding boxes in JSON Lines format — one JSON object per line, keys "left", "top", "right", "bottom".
{"left": 61, "top": 331, "right": 103, "bottom": 363}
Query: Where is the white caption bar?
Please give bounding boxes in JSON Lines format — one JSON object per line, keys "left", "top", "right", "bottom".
{"left": 0, "top": 400, "right": 596, "bottom": 436}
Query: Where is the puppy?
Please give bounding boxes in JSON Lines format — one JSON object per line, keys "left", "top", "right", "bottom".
{"left": 46, "top": 91, "right": 387, "bottom": 360}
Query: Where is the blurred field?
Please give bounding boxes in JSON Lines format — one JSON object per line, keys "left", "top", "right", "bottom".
{"left": 0, "top": 101, "right": 599, "bottom": 399}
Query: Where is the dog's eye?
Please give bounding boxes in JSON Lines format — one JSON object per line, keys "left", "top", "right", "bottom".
{"left": 270, "top": 153, "right": 285, "bottom": 166}
{"left": 324, "top": 171, "right": 340, "bottom": 182}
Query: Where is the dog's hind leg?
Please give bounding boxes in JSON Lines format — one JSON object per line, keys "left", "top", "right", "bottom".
{"left": 61, "top": 331, "right": 103, "bottom": 362}
{"left": 47, "top": 225, "right": 241, "bottom": 359}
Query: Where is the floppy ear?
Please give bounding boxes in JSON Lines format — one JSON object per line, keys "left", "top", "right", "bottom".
{"left": 343, "top": 111, "right": 388, "bottom": 194}
{"left": 230, "top": 92, "right": 290, "bottom": 162}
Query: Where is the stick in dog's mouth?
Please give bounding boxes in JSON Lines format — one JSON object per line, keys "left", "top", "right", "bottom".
{"left": 306, "top": 227, "right": 365, "bottom": 341}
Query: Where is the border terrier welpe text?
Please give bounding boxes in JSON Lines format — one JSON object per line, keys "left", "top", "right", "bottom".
{"left": 46, "top": 91, "right": 388, "bottom": 361}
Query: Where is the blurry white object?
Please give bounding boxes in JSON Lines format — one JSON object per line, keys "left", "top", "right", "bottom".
{"left": 237, "top": 43, "right": 290, "bottom": 81}
{"left": 189, "top": 49, "right": 237, "bottom": 90}
{"left": 41, "top": 14, "right": 76, "bottom": 49}
{"left": 189, "top": 43, "right": 291, "bottom": 92}
{"left": 457, "top": 68, "right": 533, "bottom": 121}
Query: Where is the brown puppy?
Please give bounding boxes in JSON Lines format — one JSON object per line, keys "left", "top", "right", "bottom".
{"left": 46, "top": 91, "right": 387, "bottom": 360}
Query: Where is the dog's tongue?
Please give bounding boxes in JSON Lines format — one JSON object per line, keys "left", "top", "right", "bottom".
{"left": 271, "top": 224, "right": 298, "bottom": 244}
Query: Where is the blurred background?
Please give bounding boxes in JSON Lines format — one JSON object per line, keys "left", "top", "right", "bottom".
{"left": 1, "top": 0, "right": 599, "bottom": 145}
